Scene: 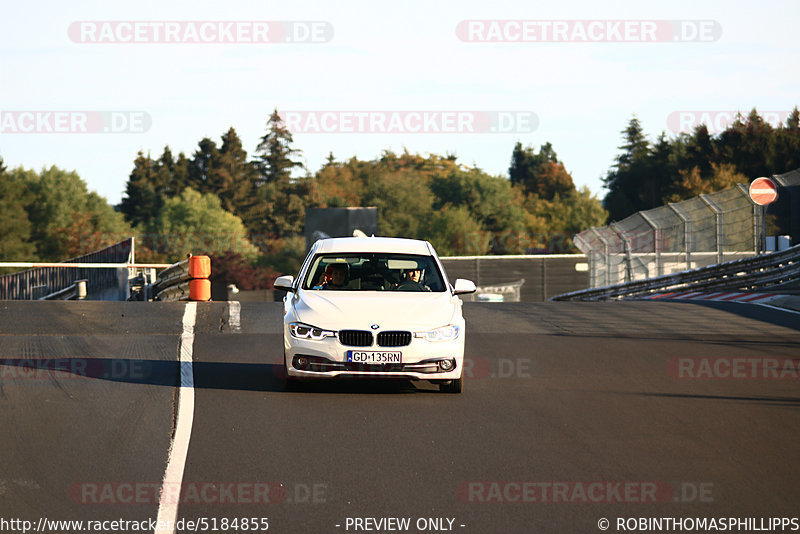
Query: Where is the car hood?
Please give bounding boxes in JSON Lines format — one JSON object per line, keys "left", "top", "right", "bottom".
{"left": 291, "top": 290, "right": 459, "bottom": 331}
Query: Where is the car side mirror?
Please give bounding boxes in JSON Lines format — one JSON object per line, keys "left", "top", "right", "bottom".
{"left": 453, "top": 279, "right": 477, "bottom": 295}
{"left": 274, "top": 275, "right": 295, "bottom": 292}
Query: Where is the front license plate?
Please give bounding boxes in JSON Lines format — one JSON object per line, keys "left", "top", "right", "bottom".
{"left": 347, "top": 351, "right": 402, "bottom": 364}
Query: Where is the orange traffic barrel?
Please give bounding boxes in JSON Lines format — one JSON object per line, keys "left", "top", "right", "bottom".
{"left": 189, "top": 279, "right": 211, "bottom": 301}
{"left": 189, "top": 255, "right": 211, "bottom": 279}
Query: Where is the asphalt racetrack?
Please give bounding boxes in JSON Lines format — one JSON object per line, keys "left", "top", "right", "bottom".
{"left": 1, "top": 300, "right": 798, "bottom": 534}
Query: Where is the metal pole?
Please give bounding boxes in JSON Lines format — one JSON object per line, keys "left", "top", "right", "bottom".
{"left": 667, "top": 204, "right": 690, "bottom": 270}
{"left": 639, "top": 212, "right": 661, "bottom": 277}
{"left": 700, "top": 194, "right": 724, "bottom": 265}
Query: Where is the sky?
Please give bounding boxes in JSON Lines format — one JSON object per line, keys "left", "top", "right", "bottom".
{"left": 1, "top": 0, "right": 798, "bottom": 206}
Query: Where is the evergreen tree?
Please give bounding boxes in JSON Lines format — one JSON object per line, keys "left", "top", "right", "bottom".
{"left": 252, "top": 110, "right": 306, "bottom": 236}
{"left": 119, "top": 151, "right": 163, "bottom": 228}
{"left": 172, "top": 151, "right": 191, "bottom": 195}
{"left": 774, "top": 107, "right": 800, "bottom": 172}
{"left": 188, "top": 138, "right": 220, "bottom": 194}
{"left": 255, "top": 109, "right": 303, "bottom": 187}
{"left": 208, "top": 127, "right": 257, "bottom": 218}
{"left": 602, "top": 116, "right": 653, "bottom": 221}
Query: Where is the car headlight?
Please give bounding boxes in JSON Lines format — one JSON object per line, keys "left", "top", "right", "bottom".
{"left": 415, "top": 325, "right": 460, "bottom": 342}
{"left": 289, "top": 322, "right": 336, "bottom": 340}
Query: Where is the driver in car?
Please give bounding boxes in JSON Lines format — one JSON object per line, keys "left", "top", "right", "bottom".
{"left": 396, "top": 267, "right": 431, "bottom": 291}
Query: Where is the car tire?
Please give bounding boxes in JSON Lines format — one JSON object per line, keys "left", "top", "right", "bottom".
{"left": 439, "top": 377, "right": 463, "bottom": 394}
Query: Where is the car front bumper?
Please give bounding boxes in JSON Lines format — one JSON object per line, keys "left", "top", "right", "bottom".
{"left": 283, "top": 327, "right": 464, "bottom": 381}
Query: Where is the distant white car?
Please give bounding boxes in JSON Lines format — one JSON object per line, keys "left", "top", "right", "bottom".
{"left": 274, "top": 237, "right": 476, "bottom": 393}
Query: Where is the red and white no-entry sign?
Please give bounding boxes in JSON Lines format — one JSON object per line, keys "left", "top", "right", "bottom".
{"left": 749, "top": 177, "right": 778, "bottom": 206}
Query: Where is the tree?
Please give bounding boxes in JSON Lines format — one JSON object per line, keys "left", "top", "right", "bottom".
{"left": 207, "top": 128, "right": 258, "bottom": 222}
{"left": 255, "top": 109, "right": 304, "bottom": 187}
{"left": 522, "top": 187, "right": 608, "bottom": 253}
{"left": 509, "top": 142, "right": 575, "bottom": 200}
{"left": 361, "top": 164, "right": 435, "bottom": 239}
{"left": 602, "top": 116, "right": 653, "bottom": 221}
{"left": 209, "top": 251, "right": 279, "bottom": 292}
{"left": 12, "top": 165, "right": 131, "bottom": 260}
{"left": 154, "top": 146, "right": 191, "bottom": 199}
{"left": 663, "top": 163, "right": 748, "bottom": 203}
{"left": 119, "top": 151, "right": 164, "bottom": 228}
{"left": 431, "top": 166, "right": 526, "bottom": 234}
{"left": 426, "top": 205, "right": 489, "bottom": 256}
{"left": 146, "top": 188, "right": 258, "bottom": 261}
{"left": 252, "top": 110, "right": 307, "bottom": 236}
{"left": 187, "top": 138, "right": 220, "bottom": 194}
{"left": 0, "top": 159, "right": 37, "bottom": 260}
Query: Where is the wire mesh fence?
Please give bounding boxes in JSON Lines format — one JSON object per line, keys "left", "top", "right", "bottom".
{"left": 574, "top": 184, "right": 758, "bottom": 288}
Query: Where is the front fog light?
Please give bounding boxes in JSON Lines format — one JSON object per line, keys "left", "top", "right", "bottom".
{"left": 439, "top": 359, "right": 455, "bottom": 371}
{"left": 294, "top": 356, "right": 310, "bottom": 370}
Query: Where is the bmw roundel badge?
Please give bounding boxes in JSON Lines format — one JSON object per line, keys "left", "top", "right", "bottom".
{"left": 370, "top": 324, "right": 380, "bottom": 330}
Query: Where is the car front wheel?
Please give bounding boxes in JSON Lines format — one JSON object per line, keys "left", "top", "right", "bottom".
{"left": 439, "top": 377, "right": 463, "bottom": 394}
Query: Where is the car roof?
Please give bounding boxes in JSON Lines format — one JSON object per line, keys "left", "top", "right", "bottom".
{"left": 312, "top": 237, "right": 434, "bottom": 255}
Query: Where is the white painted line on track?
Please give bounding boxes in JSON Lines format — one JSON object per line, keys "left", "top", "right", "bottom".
{"left": 155, "top": 302, "right": 197, "bottom": 534}
{"left": 753, "top": 302, "right": 800, "bottom": 316}
{"left": 229, "top": 300, "right": 242, "bottom": 333}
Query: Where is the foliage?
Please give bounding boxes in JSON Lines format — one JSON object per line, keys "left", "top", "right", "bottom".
{"left": 251, "top": 110, "right": 307, "bottom": 236}
{"left": 0, "top": 159, "right": 37, "bottom": 261}
{"left": 603, "top": 108, "right": 800, "bottom": 225}
{"left": 20, "top": 105, "right": 800, "bottom": 277}
{"left": 209, "top": 251, "right": 279, "bottom": 291}
{"left": 142, "top": 188, "right": 258, "bottom": 263}
{"left": 509, "top": 142, "right": 575, "bottom": 199}
{"left": 9, "top": 165, "right": 131, "bottom": 261}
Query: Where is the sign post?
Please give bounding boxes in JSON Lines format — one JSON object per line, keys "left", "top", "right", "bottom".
{"left": 749, "top": 177, "right": 778, "bottom": 254}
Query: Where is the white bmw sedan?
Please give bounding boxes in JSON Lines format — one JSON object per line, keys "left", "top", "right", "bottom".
{"left": 273, "top": 237, "right": 476, "bottom": 393}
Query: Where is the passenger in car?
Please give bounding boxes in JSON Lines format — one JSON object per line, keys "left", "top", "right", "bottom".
{"left": 320, "top": 263, "right": 349, "bottom": 290}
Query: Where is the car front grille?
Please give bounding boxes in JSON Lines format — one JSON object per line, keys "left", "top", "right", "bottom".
{"left": 338, "top": 330, "right": 373, "bottom": 347}
{"left": 377, "top": 331, "right": 412, "bottom": 347}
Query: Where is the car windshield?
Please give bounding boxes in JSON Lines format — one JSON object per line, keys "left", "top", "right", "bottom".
{"left": 302, "top": 253, "right": 446, "bottom": 292}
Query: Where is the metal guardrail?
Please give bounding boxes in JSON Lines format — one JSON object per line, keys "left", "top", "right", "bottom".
{"left": 39, "top": 279, "right": 88, "bottom": 300}
{"left": 152, "top": 257, "right": 192, "bottom": 301}
{"left": 0, "top": 238, "right": 171, "bottom": 300}
{"left": 152, "top": 255, "right": 211, "bottom": 302}
{"left": 551, "top": 244, "right": 800, "bottom": 301}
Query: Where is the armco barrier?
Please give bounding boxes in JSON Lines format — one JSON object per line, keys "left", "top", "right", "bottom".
{"left": 0, "top": 238, "right": 137, "bottom": 300}
{"left": 39, "top": 279, "right": 88, "bottom": 300}
{"left": 551, "top": 243, "right": 800, "bottom": 301}
{"left": 153, "top": 255, "right": 211, "bottom": 302}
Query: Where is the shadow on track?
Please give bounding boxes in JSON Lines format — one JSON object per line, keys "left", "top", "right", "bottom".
{"left": 0, "top": 358, "right": 436, "bottom": 394}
